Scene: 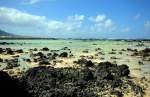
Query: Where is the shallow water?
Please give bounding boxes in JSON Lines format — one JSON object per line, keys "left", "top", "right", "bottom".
{"left": 0, "top": 39, "right": 150, "bottom": 79}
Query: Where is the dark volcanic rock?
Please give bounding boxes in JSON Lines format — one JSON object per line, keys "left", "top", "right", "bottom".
{"left": 132, "top": 48, "right": 150, "bottom": 58}
{"left": 5, "top": 62, "right": 20, "bottom": 69}
{"left": 0, "top": 71, "right": 32, "bottom": 97}
{"left": 39, "top": 60, "right": 50, "bottom": 65}
{"left": 20, "top": 66, "right": 98, "bottom": 97}
{"left": 16, "top": 49, "right": 23, "bottom": 53}
{"left": 111, "top": 90, "right": 123, "bottom": 97}
{"left": 19, "top": 61, "right": 144, "bottom": 97}
{"left": 41, "top": 47, "right": 49, "bottom": 51}
{"left": 6, "top": 48, "right": 14, "bottom": 55}
{"left": 74, "top": 58, "right": 94, "bottom": 67}
{"left": 82, "top": 50, "right": 88, "bottom": 53}
{"left": 0, "top": 42, "right": 14, "bottom": 45}
{"left": 0, "top": 58, "right": 3, "bottom": 62}
{"left": 59, "top": 52, "right": 68, "bottom": 57}
{"left": 80, "top": 67, "right": 94, "bottom": 81}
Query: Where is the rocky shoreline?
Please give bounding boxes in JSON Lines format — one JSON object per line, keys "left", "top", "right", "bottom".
{"left": 0, "top": 40, "right": 150, "bottom": 97}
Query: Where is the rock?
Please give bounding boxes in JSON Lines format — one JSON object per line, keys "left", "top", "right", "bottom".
{"left": 16, "top": 49, "right": 23, "bottom": 53}
{"left": 74, "top": 58, "right": 88, "bottom": 65}
{"left": 5, "top": 62, "right": 20, "bottom": 69}
{"left": 119, "top": 52, "right": 122, "bottom": 54}
{"left": 19, "top": 61, "right": 144, "bottom": 97}
{"left": 0, "top": 58, "right": 3, "bottom": 62}
{"left": 33, "top": 48, "right": 38, "bottom": 51}
{"left": 85, "top": 60, "right": 94, "bottom": 67}
{"left": 95, "top": 62, "right": 130, "bottom": 80}
{"left": 127, "top": 80, "right": 145, "bottom": 97}
{"left": 82, "top": 50, "right": 88, "bottom": 53}
{"left": 118, "top": 64, "right": 130, "bottom": 77}
{"left": 95, "top": 48, "right": 101, "bottom": 51}
{"left": 121, "top": 49, "right": 126, "bottom": 51}
{"left": 80, "top": 67, "right": 94, "bottom": 81}
{"left": 0, "top": 48, "right": 4, "bottom": 54}
{"left": 37, "top": 52, "right": 44, "bottom": 57}
{"left": 74, "top": 58, "right": 94, "bottom": 67}
{"left": 112, "top": 49, "right": 117, "bottom": 51}
{"left": 61, "top": 47, "right": 69, "bottom": 50}
{"left": 109, "top": 51, "right": 116, "bottom": 54}
{"left": 0, "top": 71, "right": 32, "bottom": 97}
{"left": 47, "top": 53, "right": 52, "bottom": 56}
{"left": 39, "top": 60, "right": 50, "bottom": 65}
{"left": 127, "top": 48, "right": 137, "bottom": 52}
{"left": 25, "top": 59, "right": 31, "bottom": 63}
{"left": 111, "top": 90, "right": 123, "bottom": 97}
{"left": 59, "top": 52, "right": 68, "bottom": 57}
{"left": 20, "top": 66, "right": 98, "bottom": 97}
{"left": 0, "top": 42, "right": 14, "bottom": 45}
{"left": 41, "top": 47, "right": 49, "bottom": 51}
{"left": 6, "top": 48, "right": 14, "bottom": 55}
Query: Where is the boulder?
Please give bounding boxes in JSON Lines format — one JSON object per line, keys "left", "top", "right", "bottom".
{"left": 59, "top": 52, "right": 68, "bottom": 57}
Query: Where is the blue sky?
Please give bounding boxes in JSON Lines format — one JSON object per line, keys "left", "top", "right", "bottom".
{"left": 0, "top": 0, "right": 150, "bottom": 39}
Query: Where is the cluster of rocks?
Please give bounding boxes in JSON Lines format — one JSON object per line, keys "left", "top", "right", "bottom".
{"left": 0, "top": 48, "right": 23, "bottom": 55}
{"left": 18, "top": 61, "right": 145, "bottom": 97}
{"left": 28, "top": 47, "right": 72, "bottom": 65}
{"left": 131, "top": 48, "right": 150, "bottom": 61}
{"left": 0, "top": 42, "right": 14, "bottom": 45}
{"left": 0, "top": 57, "right": 20, "bottom": 70}
{"left": 73, "top": 58, "right": 94, "bottom": 67}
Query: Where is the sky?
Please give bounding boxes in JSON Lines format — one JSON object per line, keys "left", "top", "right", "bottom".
{"left": 0, "top": 0, "right": 150, "bottom": 39}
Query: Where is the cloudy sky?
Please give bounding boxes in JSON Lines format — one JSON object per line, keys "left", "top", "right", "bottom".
{"left": 0, "top": 0, "right": 150, "bottom": 39}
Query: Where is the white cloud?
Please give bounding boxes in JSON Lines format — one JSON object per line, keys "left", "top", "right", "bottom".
{"left": 104, "top": 19, "right": 114, "bottom": 29}
{"left": 90, "top": 15, "right": 116, "bottom": 32}
{"left": 67, "top": 14, "right": 85, "bottom": 21}
{"left": 47, "top": 14, "right": 84, "bottom": 32}
{"left": 121, "top": 27, "right": 131, "bottom": 32}
{"left": 0, "top": 7, "right": 117, "bottom": 37}
{"left": 22, "top": 0, "right": 57, "bottom": 4}
{"left": 89, "top": 14, "right": 106, "bottom": 22}
{"left": 0, "top": 7, "right": 48, "bottom": 31}
{"left": 22, "top": 0, "right": 44, "bottom": 4}
{"left": 134, "top": 13, "right": 141, "bottom": 20}
{"left": 144, "top": 21, "right": 150, "bottom": 32}
{"left": 0, "top": 7, "right": 85, "bottom": 34}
